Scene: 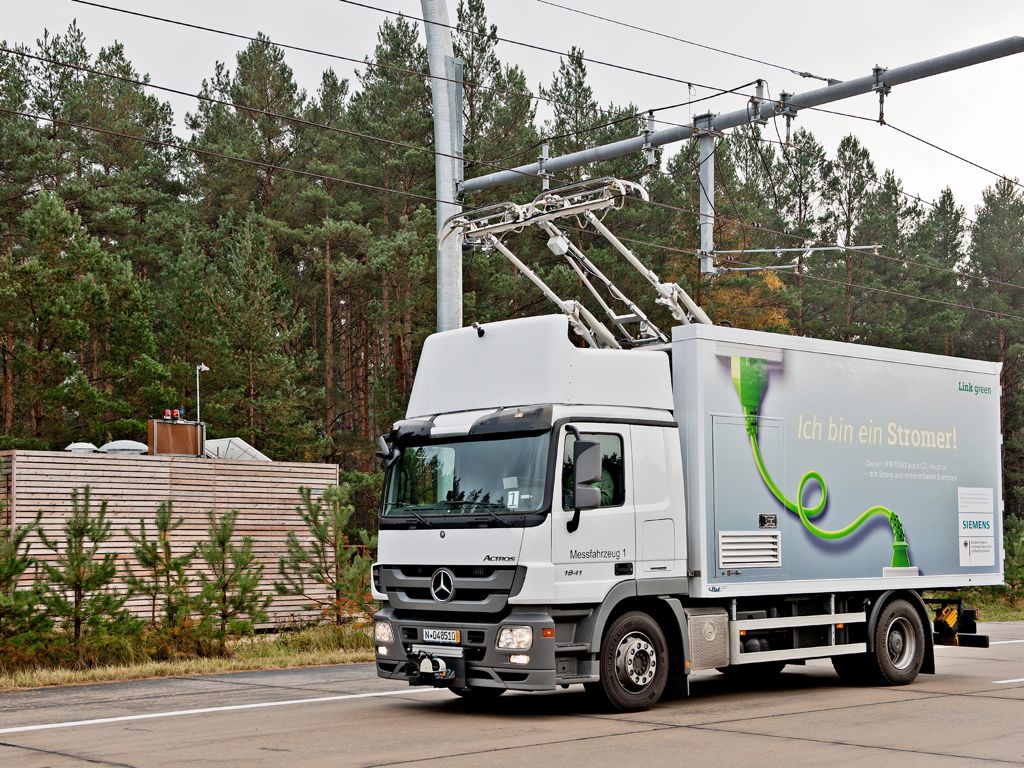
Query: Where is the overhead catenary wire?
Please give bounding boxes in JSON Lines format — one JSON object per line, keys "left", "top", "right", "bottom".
{"left": 0, "top": 45, "right": 548, "bottom": 185}
{"left": 744, "top": 118, "right": 1024, "bottom": 245}
{"left": 562, "top": 196, "right": 1024, "bottom": 322}
{"left": 601, "top": 154, "right": 1024, "bottom": 296}
{"left": 14, "top": 12, "right": 1023, "bottom": 316}
{"left": 335, "top": 0, "right": 770, "bottom": 96}
{"left": 0, "top": 106, "right": 449, "bottom": 206}
{"left": 86, "top": 0, "right": 1017, "bottom": 218}
{"left": 3, "top": 40, "right": 726, "bottom": 211}
{"left": 807, "top": 104, "right": 1024, "bottom": 193}
{"left": 641, "top": 166, "right": 1024, "bottom": 295}
{"left": 535, "top": 0, "right": 835, "bottom": 84}
{"left": 67, "top": 0, "right": 557, "bottom": 117}
{"left": 11, "top": 101, "right": 1020, "bottom": 325}
{"left": 6, "top": 43, "right": 716, "bottom": 202}
{"left": 725, "top": 251, "right": 1024, "bottom": 322}
{"left": 67, "top": 0, "right": 764, "bottom": 175}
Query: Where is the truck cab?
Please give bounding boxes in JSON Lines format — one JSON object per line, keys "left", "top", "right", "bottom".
{"left": 372, "top": 315, "right": 685, "bottom": 706}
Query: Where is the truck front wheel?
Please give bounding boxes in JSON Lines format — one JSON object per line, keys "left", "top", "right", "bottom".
{"left": 597, "top": 611, "right": 668, "bottom": 712}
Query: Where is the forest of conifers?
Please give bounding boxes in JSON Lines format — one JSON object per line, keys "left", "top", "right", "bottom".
{"left": 1, "top": 1, "right": 1022, "bottom": 518}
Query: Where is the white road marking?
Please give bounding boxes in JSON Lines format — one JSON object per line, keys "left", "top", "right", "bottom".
{"left": 0, "top": 687, "right": 447, "bottom": 735}
{"left": 989, "top": 639, "right": 1024, "bottom": 645}
{"left": 992, "top": 678, "right": 1024, "bottom": 684}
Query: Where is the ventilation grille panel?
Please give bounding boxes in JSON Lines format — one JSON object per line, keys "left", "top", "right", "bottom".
{"left": 718, "top": 531, "right": 782, "bottom": 569}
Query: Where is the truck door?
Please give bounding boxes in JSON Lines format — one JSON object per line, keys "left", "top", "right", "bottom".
{"left": 552, "top": 424, "right": 636, "bottom": 601}
{"left": 631, "top": 424, "right": 686, "bottom": 576}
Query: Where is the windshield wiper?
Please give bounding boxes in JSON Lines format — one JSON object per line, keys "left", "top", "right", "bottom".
{"left": 445, "top": 500, "right": 512, "bottom": 526}
{"left": 386, "top": 503, "right": 432, "bottom": 527}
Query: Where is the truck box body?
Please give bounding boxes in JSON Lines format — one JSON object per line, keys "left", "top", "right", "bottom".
{"left": 673, "top": 324, "right": 1004, "bottom": 597}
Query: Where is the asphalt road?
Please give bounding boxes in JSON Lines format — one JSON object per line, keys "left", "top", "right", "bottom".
{"left": 1, "top": 621, "right": 1023, "bottom": 767}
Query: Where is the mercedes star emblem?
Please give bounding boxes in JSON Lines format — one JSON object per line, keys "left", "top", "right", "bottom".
{"left": 430, "top": 568, "right": 455, "bottom": 603}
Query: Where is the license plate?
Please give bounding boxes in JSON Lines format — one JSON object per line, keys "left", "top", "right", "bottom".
{"left": 422, "top": 628, "right": 460, "bottom": 644}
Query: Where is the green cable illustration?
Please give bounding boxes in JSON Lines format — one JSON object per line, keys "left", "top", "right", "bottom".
{"left": 731, "top": 356, "right": 912, "bottom": 569}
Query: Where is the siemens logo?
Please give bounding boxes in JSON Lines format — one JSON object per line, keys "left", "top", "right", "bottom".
{"left": 962, "top": 520, "right": 991, "bottom": 530}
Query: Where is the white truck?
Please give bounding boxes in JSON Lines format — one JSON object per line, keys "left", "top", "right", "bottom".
{"left": 371, "top": 314, "right": 1003, "bottom": 711}
{"left": 371, "top": 179, "right": 1003, "bottom": 712}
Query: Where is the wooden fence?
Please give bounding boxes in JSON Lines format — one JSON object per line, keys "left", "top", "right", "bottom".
{"left": 0, "top": 450, "right": 340, "bottom": 627}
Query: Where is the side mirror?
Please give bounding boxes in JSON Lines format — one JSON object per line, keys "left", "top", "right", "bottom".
{"left": 568, "top": 440, "right": 601, "bottom": 533}
{"left": 375, "top": 435, "right": 399, "bottom": 468}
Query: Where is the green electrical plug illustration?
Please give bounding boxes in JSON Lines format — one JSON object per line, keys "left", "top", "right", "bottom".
{"left": 731, "top": 356, "right": 912, "bottom": 570}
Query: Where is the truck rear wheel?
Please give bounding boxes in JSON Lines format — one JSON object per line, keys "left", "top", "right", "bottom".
{"left": 833, "top": 599, "right": 925, "bottom": 685}
{"left": 596, "top": 611, "right": 668, "bottom": 712}
{"left": 871, "top": 599, "right": 925, "bottom": 685}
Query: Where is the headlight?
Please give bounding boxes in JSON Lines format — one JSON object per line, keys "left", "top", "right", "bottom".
{"left": 375, "top": 620, "right": 395, "bottom": 643}
{"left": 496, "top": 625, "right": 533, "bottom": 650}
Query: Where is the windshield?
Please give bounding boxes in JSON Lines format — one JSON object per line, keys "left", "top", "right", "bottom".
{"left": 383, "top": 433, "right": 550, "bottom": 517}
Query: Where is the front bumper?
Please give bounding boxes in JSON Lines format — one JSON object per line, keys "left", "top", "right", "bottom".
{"left": 374, "top": 607, "right": 556, "bottom": 691}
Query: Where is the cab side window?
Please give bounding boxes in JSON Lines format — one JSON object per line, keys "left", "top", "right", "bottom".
{"left": 562, "top": 432, "right": 625, "bottom": 509}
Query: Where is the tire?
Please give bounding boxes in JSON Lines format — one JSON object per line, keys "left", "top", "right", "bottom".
{"left": 870, "top": 599, "right": 925, "bottom": 685}
{"left": 450, "top": 686, "right": 506, "bottom": 699}
{"left": 596, "top": 611, "right": 669, "bottom": 712}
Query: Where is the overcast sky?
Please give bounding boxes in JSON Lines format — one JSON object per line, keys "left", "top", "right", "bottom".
{"left": 6, "top": 0, "right": 1023, "bottom": 220}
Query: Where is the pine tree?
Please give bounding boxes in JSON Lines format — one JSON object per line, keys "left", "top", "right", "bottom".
{"left": 850, "top": 170, "right": 922, "bottom": 348}
{"left": 197, "top": 509, "right": 270, "bottom": 654}
{"left": 780, "top": 128, "right": 829, "bottom": 335}
{"left": 200, "top": 215, "right": 318, "bottom": 460}
{"left": 275, "top": 485, "right": 376, "bottom": 625}
{"left": 820, "top": 135, "right": 876, "bottom": 341}
{"left": 900, "top": 187, "right": 965, "bottom": 355}
{"left": 540, "top": 47, "right": 599, "bottom": 183}
{"left": 39, "top": 487, "right": 135, "bottom": 663}
{"left": 962, "top": 178, "right": 1024, "bottom": 517}
{"left": 124, "top": 500, "right": 195, "bottom": 628}
{"left": 0, "top": 193, "right": 172, "bottom": 448}
{"left": 0, "top": 499, "right": 49, "bottom": 655}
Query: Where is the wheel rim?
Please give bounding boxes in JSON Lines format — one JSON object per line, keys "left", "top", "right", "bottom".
{"left": 885, "top": 616, "right": 917, "bottom": 670}
{"left": 614, "top": 631, "right": 657, "bottom": 691}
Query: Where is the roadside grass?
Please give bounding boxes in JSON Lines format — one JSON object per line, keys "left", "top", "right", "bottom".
{"left": 963, "top": 588, "right": 1024, "bottom": 622}
{"left": 931, "top": 586, "right": 1024, "bottom": 622}
{"left": 0, "top": 625, "right": 374, "bottom": 691}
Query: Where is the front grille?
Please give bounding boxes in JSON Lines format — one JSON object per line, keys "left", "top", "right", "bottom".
{"left": 379, "top": 564, "right": 522, "bottom": 614}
